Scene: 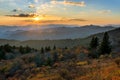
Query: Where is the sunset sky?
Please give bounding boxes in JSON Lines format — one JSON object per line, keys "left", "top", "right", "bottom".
{"left": 0, "top": 0, "right": 120, "bottom": 26}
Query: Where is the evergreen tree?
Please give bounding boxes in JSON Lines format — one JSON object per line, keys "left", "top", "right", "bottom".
{"left": 65, "top": 46, "right": 68, "bottom": 49}
{"left": 0, "top": 51, "right": 5, "bottom": 60}
{"left": 89, "top": 36, "right": 99, "bottom": 58}
{"left": 25, "top": 46, "right": 31, "bottom": 53}
{"left": 45, "top": 46, "right": 51, "bottom": 52}
{"left": 4, "top": 44, "right": 12, "bottom": 52}
{"left": 90, "top": 37, "right": 95, "bottom": 49}
{"left": 99, "top": 32, "right": 111, "bottom": 55}
{"left": 53, "top": 45, "right": 56, "bottom": 50}
{"left": 47, "top": 46, "right": 51, "bottom": 51}
{"left": 94, "top": 37, "right": 99, "bottom": 48}
{"left": 90, "top": 36, "right": 99, "bottom": 49}
{"left": 19, "top": 46, "right": 25, "bottom": 54}
{"left": 12, "top": 45, "right": 16, "bottom": 49}
{"left": 41, "top": 47, "right": 44, "bottom": 53}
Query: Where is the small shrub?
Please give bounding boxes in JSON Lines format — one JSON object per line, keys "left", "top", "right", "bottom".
{"left": 58, "top": 69, "right": 72, "bottom": 80}
{"left": 114, "top": 58, "right": 120, "bottom": 67}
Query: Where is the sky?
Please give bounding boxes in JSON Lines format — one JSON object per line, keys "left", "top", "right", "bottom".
{"left": 0, "top": 0, "right": 120, "bottom": 26}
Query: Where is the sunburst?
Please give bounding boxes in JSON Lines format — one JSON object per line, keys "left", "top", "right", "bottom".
{"left": 33, "top": 17, "right": 40, "bottom": 21}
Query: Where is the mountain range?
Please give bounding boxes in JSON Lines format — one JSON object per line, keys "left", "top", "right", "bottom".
{"left": 0, "top": 24, "right": 115, "bottom": 40}
{"left": 0, "top": 25, "right": 119, "bottom": 51}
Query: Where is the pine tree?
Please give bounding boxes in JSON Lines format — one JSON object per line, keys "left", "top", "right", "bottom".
{"left": 99, "top": 32, "right": 111, "bottom": 55}
{"left": 25, "top": 46, "right": 31, "bottom": 53}
{"left": 47, "top": 46, "right": 51, "bottom": 51}
{"left": 4, "top": 44, "right": 12, "bottom": 52}
{"left": 45, "top": 46, "right": 51, "bottom": 52}
{"left": 53, "top": 45, "right": 56, "bottom": 50}
{"left": 19, "top": 46, "right": 25, "bottom": 54}
{"left": 65, "top": 46, "right": 68, "bottom": 49}
{"left": 41, "top": 47, "right": 44, "bottom": 53}
{"left": 94, "top": 37, "right": 99, "bottom": 48}
{"left": 90, "top": 37, "right": 95, "bottom": 49}
{"left": 0, "top": 51, "right": 5, "bottom": 60}
{"left": 89, "top": 36, "right": 99, "bottom": 58}
{"left": 90, "top": 36, "right": 99, "bottom": 49}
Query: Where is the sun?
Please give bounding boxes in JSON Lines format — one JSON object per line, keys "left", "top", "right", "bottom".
{"left": 33, "top": 17, "right": 40, "bottom": 21}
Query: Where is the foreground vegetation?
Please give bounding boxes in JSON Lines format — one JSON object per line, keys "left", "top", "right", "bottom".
{"left": 0, "top": 46, "right": 119, "bottom": 80}
{"left": 0, "top": 32, "right": 120, "bottom": 80}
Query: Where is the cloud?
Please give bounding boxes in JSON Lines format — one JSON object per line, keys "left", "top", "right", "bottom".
{"left": 36, "top": 0, "right": 86, "bottom": 15}
{"left": 64, "top": 1, "right": 86, "bottom": 7}
{"left": 68, "top": 18, "right": 87, "bottom": 21}
{"left": 24, "top": 18, "right": 87, "bottom": 23}
{"left": 28, "top": 4, "right": 35, "bottom": 8}
{"left": 34, "top": 0, "right": 38, "bottom": 3}
{"left": 98, "top": 10, "right": 111, "bottom": 14}
{"left": 51, "top": 0, "right": 86, "bottom": 7}
{"left": 6, "top": 13, "right": 37, "bottom": 17}
{"left": 12, "top": 8, "right": 22, "bottom": 12}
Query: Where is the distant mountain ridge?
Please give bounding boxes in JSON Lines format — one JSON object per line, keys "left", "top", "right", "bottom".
{"left": 0, "top": 24, "right": 115, "bottom": 40}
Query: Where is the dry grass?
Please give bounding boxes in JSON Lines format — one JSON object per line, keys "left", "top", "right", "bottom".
{"left": 25, "top": 58, "right": 120, "bottom": 80}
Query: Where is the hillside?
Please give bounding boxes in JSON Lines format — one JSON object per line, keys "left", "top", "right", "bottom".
{"left": 0, "top": 27, "right": 119, "bottom": 50}
{"left": 89, "top": 28, "right": 120, "bottom": 52}
{"left": 0, "top": 44, "right": 119, "bottom": 80}
{"left": 0, "top": 27, "right": 119, "bottom": 80}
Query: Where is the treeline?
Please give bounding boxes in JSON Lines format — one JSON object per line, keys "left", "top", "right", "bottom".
{"left": 40, "top": 46, "right": 54, "bottom": 53}
{"left": 40, "top": 45, "right": 68, "bottom": 53}
{"left": 0, "top": 44, "right": 36, "bottom": 60}
{"left": 0, "top": 44, "right": 67, "bottom": 60}
{"left": 89, "top": 32, "right": 112, "bottom": 58}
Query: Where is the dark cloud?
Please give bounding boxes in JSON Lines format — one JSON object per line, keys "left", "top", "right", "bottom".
{"left": 12, "top": 9, "right": 17, "bottom": 12}
{"left": 12, "top": 8, "right": 22, "bottom": 12}
{"left": 6, "top": 13, "right": 37, "bottom": 17}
